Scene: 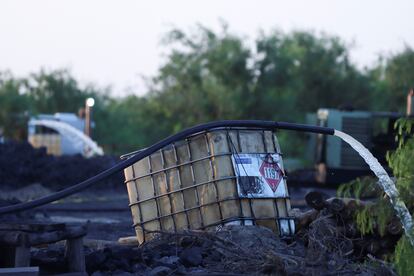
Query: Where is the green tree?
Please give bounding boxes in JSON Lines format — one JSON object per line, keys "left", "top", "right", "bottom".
{"left": 255, "top": 31, "right": 372, "bottom": 118}
{"left": 149, "top": 25, "right": 255, "bottom": 132}
{"left": 24, "top": 69, "right": 96, "bottom": 114}
{"left": 0, "top": 72, "right": 29, "bottom": 139}
{"left": 0, "top": 69, "right": 103, "bottom": 141}
{"left": 146, "top": 26, "right": 373, "bottom": 156}
{"left": 369, "top": 47, "right": 414, "bottom": 111}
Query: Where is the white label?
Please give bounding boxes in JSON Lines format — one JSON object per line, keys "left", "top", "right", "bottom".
{"left": 231, "top": 153, "right": 288, "bottom": 198}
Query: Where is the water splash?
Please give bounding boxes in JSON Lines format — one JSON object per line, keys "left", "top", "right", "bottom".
{"left": 335, "top": 130, "right": 414, "bottom": 245}
{"left": 31, "top": 119, "right": 104, "bottom": 157}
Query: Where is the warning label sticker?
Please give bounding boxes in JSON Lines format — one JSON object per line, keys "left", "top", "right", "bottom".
{"left": 231, "top": 153, "right": 287, "bottom": 198}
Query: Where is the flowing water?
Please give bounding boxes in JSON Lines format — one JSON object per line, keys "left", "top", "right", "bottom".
{"left": 335, "top": 130, "right": 414, "bottom": 245}
{"left": 31, "top": 119, "right": 104, "bottom": 157}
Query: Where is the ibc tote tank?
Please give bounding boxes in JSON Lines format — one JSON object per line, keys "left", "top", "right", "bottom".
{"left": 122, "top": 127, "right": 295, "bottom": 244}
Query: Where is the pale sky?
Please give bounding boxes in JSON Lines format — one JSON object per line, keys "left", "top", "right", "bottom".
{"left": 0, "top": 0, "right": 413, "bottom": 96}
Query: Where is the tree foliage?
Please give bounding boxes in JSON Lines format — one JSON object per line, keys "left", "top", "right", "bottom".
{"left": 0, "top": 26, "right": 413, "bottom": 156}
{"left": 368, "top": 47, "right": 414, "bottom": 111}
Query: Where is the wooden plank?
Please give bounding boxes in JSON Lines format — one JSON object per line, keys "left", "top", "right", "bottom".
{"left": 83, "top": 239, "right": 117, "bottom": 250}
{"left": 0, "top": 267, "right": 39, "bottom": 276}
{"left": 28, "top": 226, "right": 87, "bottom": 246}
{"left": 0, "top": 231, "right": 28, "bottom": 246}
{"left": 118, "top": 236, "right": 139, "bottom": 246}
{"left": 65, "top": 237, "right": 85, "bottom": 272}
{"left": 14, "top": 246, "right": 31, "bottom": 267}
{"left": 0, "top": 223, "right": 65, "bottom": 233}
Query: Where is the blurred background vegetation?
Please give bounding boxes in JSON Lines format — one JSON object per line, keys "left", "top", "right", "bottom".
{"left": 1, "top": 26, "right": 413, "bottom": 156}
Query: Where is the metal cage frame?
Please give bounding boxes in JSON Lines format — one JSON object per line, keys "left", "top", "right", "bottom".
{"left": 123, "top": 127, "right": 295, "bottom": 243}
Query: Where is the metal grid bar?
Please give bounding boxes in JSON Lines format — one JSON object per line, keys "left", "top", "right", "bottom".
{"left": 148, "top": 155, "right": 162, "bottom": 231}
{"left": 271, "top": 132, "right": 284, "bottom": 236}
{"left": 263, "top": 130, "right": 282, "bottom": 235}
{"left": 284, "top": 199, "right": 293, "bottom": 235}
{"left": 145, "top": 216, "right": 294, "bottom": 233}
{"left": 271, "top": 131, "right": 283, "bottom": 155}
{"left": 236, "top": 130, "right": 256, "bottom": 222}
{"left": 182, "top": 127, "right": 280, "bottom": 142}
{"left": 272, "top": 199, "right": 282, "bottom": 236}
{"left": 125, "top": 149, "right": 284, "bottom": 184}
{"left": 271, "top": 132, "right": 293, "bottom": 236}
{"left": 129, "top": 176, "right": 244, "bottom": 206}
{"left": 172, "top": 143, "right": 191, "bottom": 229}
{"left": 120, "top": 127, "right": 280, "bottom": 160}
{"left": 261, "top": 130, "right": 268, "bottom": 153}
{"left": 204, "top": 133, "right": 224, "bottom": 223}
{"left": 225, "top": 129, "right": 245, "bottom": 225}
{"left": 185, "top": 138, "right": 204, "bottom": 228}
{"left": 160, "top": 149, "right": 176, "bottom": 232}
{"left": 133, "top": 194, "right": 295, "bottom": 227}
{"left": 130, "top": 163, "right": 146, "bottom": 242}
{"left": 125, "top": 152, "right": 233, "bottom": 183}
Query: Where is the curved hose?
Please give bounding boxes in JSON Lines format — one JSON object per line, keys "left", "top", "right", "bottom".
{"left": 0, "top": 120, "right": 334, "bottom": 214}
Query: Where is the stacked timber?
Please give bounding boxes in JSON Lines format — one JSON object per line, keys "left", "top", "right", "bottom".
{"left": 295, "top": 191, "right": 402, "bottom": 260}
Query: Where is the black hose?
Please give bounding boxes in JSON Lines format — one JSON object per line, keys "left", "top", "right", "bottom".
{"left": 0, "top": 120, "right": 334, "bottom": 214}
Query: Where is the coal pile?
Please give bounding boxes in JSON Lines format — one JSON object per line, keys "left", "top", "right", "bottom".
{"left": 31, "top": 225, "right": 394, "bottom": 275}
{"left": 0, "top": 141, "right": 123, "bottom": 190}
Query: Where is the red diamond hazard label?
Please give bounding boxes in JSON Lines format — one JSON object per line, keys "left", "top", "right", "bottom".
{"left": 259, "top": 156, "right": 283, "bottom": 192}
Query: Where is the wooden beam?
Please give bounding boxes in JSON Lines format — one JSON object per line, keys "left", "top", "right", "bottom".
{"left": 0, "top": 267, "right": 39, "bottom": 276}
{"left": 0, "top": 223, "right": 65, "bottom": 233}
{"left": 65, "top": 237, "right": 85, "bottom": 272}
{"left": 29, "top": 226, "right": 87, "bottom": 246}
{"left": 14, "top": 246, "right": 31, "bottom": 267}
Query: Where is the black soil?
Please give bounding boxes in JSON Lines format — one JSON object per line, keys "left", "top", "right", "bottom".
{"left": 0, "top": 141, "right": 123, "bottom": 190}
{"left": 31, "top": 225, "right": 394, "bottom": 275}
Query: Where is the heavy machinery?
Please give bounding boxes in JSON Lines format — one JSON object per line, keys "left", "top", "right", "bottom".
{"left": 294, "top": 108, "right": 402, "bottom": 185}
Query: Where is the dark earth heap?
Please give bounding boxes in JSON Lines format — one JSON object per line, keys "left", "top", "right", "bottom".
{"left": 29, "top": 224, "right": 395, "bottom": 276}
{"left": 0, "top": 141, "right": 123, "bottom": 190}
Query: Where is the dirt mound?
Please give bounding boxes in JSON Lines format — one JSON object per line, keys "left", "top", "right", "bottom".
{"left": 0, "top": 140, "right": 124, "bottom": 190}
{"left": 32, "top": 225, "right": 394, "bottom": 275}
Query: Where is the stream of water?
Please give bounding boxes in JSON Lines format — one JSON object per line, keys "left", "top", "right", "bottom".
{"left": 334, "top": 130, "right": 414, "bottom": 245}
